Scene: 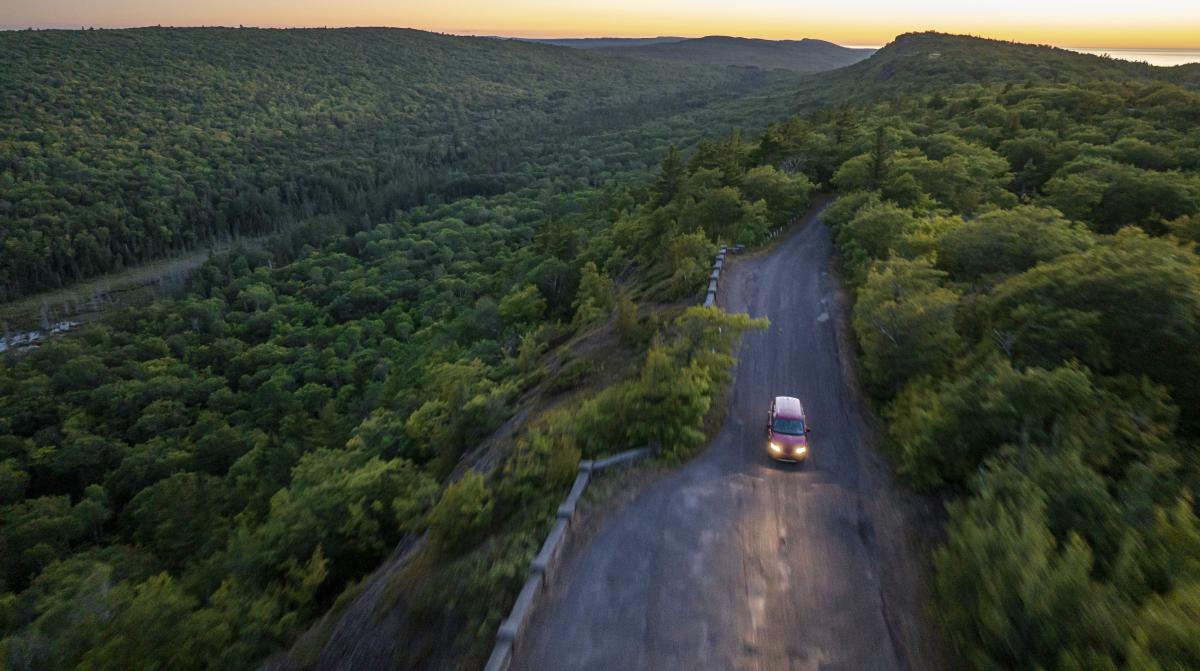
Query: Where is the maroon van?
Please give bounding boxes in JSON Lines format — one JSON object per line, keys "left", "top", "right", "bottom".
{"left": 766, "top": 395, "right": 809, "bottom": 462}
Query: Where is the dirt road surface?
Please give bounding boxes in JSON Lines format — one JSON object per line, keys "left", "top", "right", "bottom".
{"left": 513, "top": 204, "right": 943, "bottom": 671}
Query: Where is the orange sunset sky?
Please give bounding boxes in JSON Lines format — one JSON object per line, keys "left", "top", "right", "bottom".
{"left": 3, "top": 0, "right": 1199, "bottom": 49}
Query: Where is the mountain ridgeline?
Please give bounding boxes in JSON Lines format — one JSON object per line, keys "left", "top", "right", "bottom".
{"left": 523, "top": 36, "right": 688, "bottom": 49}
{"left": 546, "top": 35, "right": 875, "bottom": 72}
{"left": 794, "top": 31, "right": 1200, "bottom": 105}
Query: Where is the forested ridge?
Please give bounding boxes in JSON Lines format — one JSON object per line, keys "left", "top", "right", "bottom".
{"left": 4, "top": 27, "right": 1200, "bottom": 671}
{"left": 0, "top": 27, "right": 794, "bottom": 301}
{"left": 585, "top": 36, "right": 874, "bottom": 72}
{"left": 785, "top": 70, "right": 1200, "bottom": 667}
{"left": 793, "top": 32, "right": 1200, "bottom": 106}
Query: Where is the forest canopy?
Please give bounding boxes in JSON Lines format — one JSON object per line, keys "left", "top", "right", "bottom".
{"left": 0, "top": 53, "right": 800, "bottom": 664}
{"left": 4, "top": 27, "right": 1200, "bottom": 671}
{"left": 0, "top": 27, "right": 798, "bottom": 301}
{"left": 807, "top": 78, "right": 1200, "bottom": 670}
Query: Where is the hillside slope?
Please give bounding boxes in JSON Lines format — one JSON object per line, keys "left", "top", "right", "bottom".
{"left": 1172, "top": 62, "right": 1200, "bottom": 88}
{"left": 526, "top": 36, "right": 686, "bottom": 48}
{"left": 0, "top": 98, "right": 811, "bottom": 671}
{"left": 795, "top": 32, "right": 1200, "bottom": 106}
{"left": 593, "top": 35, "right": 874, "bottom": 72}
{"left": 0, "top": 27, "right": 776, "bottom": 301}
{"left": 792, "top": 75, "right": 1200, "bottom": 671}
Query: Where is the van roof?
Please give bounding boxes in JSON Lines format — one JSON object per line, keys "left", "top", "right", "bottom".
{"left": 774, "top": 396, "right": 804, "bottom": 419}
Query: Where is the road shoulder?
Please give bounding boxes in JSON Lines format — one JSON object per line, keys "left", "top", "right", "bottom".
{"left": 827, "top": 245, "right": 950, "bottom": 671}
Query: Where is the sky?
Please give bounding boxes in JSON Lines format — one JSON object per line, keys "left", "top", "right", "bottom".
{"left": 3, "top": 0, "right": 1199, "bottom": 49}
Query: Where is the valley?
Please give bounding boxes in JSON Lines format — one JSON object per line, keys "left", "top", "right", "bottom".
{"left": 2, "top": 24, "right": 1200, "bottom": 671}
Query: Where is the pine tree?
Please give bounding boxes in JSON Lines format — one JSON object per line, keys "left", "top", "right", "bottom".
{"left": 868, "top": 125, "right": 890, "bottom": 187}
{"left": 653, "top": 145, "right": 685, "bottom": 206}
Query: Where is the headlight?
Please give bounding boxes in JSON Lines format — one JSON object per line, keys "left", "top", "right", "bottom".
{"left": 795, "top": 446, "right": 807, "bottom": 455}
{"left": 769, "top": 442, "right": 782, "bottom": 453}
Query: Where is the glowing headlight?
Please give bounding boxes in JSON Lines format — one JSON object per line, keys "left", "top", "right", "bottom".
{"left": 769, "top": 442, "right": 782, "bottom": 453}
{"left": 795, "top": 446, "right": 807, "bottom": 455}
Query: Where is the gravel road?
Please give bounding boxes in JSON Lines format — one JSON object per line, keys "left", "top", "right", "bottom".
{"left": 512, "top": 203, "right": 944, "bottom": 671}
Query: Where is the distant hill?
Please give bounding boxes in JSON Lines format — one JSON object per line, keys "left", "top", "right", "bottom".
{"left": 798, "top": 32, "right": 1200, "bottom": 104}
{"left": 539, "top": 35, "right": 874, "bottom": 72}
{"left": 1171, "top": 62, "right": 1200, "bottom": 88}
{"left": 525, "top": 36, "right": 687, "bottom": 49}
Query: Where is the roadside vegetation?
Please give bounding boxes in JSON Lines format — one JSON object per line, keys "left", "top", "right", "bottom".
{"left": 805, "top": 80, "right": 1200, "bottom": 669}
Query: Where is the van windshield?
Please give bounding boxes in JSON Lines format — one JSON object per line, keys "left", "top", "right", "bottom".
{"left": 773, "top": 417, "right": 805, "bottom": 435}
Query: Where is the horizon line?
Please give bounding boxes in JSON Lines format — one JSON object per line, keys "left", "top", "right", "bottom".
{"left": 0, "top": 24, "right": 1197, "bottom": 51}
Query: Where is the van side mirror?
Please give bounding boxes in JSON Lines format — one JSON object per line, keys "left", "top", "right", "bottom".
{"left": 805, "top": 428, "right": 811, "bottom": 435}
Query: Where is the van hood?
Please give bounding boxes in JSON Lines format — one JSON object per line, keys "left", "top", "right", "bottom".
{"left": 769, "top": 430, "right": 807, "bottom": 447}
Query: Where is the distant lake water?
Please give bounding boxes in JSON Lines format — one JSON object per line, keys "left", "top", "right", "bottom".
{"left": 842, "top": 44, "right": 1200, "bottom": 68}
{"left": 1066, "top": 48, "right": 1200, "bottom": 67}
